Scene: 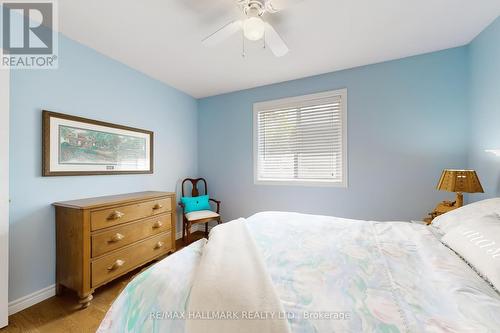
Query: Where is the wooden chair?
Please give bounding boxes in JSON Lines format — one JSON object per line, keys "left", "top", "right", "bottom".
{"left": 179, "top": 178, "right": 221, "bottom": 244}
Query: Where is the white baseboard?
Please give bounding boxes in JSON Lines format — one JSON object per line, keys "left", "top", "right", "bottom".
{"left": 8, "top": 284, "right": 56, "bottom": 316}
{"left": 8, "top": 226, "right": 212, "bottom": 316}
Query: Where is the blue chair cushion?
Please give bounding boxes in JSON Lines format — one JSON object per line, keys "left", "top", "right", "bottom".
{"left": 181, "top": 195, "right": 211, "bottom": 214}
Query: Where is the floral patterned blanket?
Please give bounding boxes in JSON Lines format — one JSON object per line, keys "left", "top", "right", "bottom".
{"left": 98, "top": 212, "right": 500, "bottom": 333}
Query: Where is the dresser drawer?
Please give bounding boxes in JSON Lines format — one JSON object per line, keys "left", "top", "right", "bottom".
{"left": 91, "top": 214, "right": 172, "bottom": 257}
{"left": 91, "top": 198, "right": 171, "bottom": 231}
{"left": 91, "top": 231, "right": 172, "bottom": 287}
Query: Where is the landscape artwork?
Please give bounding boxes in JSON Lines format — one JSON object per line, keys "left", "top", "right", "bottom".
{"left": 59, "top": 126, "right": 147, "bottom": 165}
{"left": 43, "top": 111, "right": 153, "bottom": 176}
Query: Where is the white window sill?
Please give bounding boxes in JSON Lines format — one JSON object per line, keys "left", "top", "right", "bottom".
{"left": 254, "top": 179, "right": 347, "bottom": 188}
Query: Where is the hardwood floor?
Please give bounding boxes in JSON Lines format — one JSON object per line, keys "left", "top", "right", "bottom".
{"left": 1, "top": 232, "right": 205, "bottom": 333}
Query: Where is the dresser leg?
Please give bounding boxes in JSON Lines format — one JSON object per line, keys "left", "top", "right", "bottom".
{"left": 79, "top": 293, "right": 93, "bottom": 309}
{"left": 55, "top": 283, "right": 64, "bottom": 296}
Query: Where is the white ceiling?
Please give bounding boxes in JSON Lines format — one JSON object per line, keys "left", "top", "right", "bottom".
{"left": 58, "top": 0, "right": 500, "bottom": 98}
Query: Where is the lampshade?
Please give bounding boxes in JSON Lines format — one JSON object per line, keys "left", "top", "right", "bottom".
{"left": 436, "top": 169, "right": 484, "bottom": 193}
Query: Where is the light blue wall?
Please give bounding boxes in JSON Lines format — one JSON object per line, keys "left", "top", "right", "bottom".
{"left": 9, "top": 35, "right": 198, "bottom": 301}
{"left": 468, "top": 17, "right": 500, "bottom": 200}
{"left": 198, "top": 47, "right": 470, "bottom": 222}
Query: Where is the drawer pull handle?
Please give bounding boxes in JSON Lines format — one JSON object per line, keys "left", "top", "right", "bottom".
{"left": 110, "top": 233, "right": 125, "bottom": 243}
{"left": 107, "top": 259, "right": 125, "bottom": 271}
{"left": 109, "top": 211, "right": 125, "bottom": 220}
{"left": 153, "top": 204, "right": 163, "bottom": 210}
{"left": 154, "top": 241, "right": 165, "bottom": 249}
{"left": 152, "top": 221, "right": 163, "bottom": 229}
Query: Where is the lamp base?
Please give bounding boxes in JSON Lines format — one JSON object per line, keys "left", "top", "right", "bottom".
{"left": 425, "top": 193, "right": 464, "bottom": 224}
{"left": 455, "top": 192, "right": 464, "bottom": 207}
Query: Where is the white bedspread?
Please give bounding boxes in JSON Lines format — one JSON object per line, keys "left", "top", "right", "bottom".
{"left": 98, "top": 212, "right": 500, "bottom": 333}
{"left": 186, "top": 218, "right": 290, "bottom": 333}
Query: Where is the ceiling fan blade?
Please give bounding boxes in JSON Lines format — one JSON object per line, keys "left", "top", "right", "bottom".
{"left": 265, "top": 0, "right": 303, "bottom": 13}
{"left": 264, "top": 22, "right": 289, "bottom": 57}
{"left": 202, "top": 20, "right": 243, "bottom": 47}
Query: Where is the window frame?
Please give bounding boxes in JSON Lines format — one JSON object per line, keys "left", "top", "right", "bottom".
{"left": 253, "top": 88, "right": 348, "bottom": 187}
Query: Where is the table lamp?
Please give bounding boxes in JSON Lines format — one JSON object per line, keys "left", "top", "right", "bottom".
{"left": 436, "top": 169, "right": 484, "bottom": 207}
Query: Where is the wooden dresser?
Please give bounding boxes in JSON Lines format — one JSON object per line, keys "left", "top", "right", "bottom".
{"left": 53, "top": 191, "right": 176, "bottom": 308}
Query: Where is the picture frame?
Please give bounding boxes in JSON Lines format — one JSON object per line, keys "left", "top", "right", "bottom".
{"left": 42, "top": 111, "right": 154, "bottom": 176}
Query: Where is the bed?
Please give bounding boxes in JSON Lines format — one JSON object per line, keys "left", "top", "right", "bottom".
{"left": 97, "top": 209, "right": 500, "bottom": 333}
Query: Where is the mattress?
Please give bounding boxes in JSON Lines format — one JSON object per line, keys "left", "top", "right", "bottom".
{"left": 98, "top": 212, "right": 500, "bottom": 332}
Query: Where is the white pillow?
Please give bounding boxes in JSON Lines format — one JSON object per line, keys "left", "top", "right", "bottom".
{"left": 432, "top": 198, "right": 500, "bottom": 234}
{"left": 441, "top": 214, "right": 500, "bottom": 291}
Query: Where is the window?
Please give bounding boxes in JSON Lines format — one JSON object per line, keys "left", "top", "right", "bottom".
{"left": 253, "top": 89, "right": 347, "bottom": 187}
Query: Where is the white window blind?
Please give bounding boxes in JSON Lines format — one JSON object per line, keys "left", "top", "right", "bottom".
{"left": 254, "top": 89, "right": 347, "bottom": 186}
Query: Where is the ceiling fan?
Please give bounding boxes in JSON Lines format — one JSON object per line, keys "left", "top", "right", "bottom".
{"left": 202, "top": 0, "right": 300, "bottom": 57}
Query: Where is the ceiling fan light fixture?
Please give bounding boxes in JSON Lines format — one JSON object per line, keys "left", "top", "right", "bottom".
{"left": 243, "top": 17, "right": 265, "bottom": 41}
{"left": 202, "top": 0, "right": 290, "bottom": 57}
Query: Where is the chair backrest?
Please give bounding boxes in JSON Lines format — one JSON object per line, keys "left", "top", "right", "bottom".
{"left": 181, "top": 178, "right": 208, "bottom": 197}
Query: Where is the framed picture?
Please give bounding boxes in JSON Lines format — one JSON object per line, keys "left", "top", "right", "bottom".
{"left": 42, "top": 111, "right": 153, "bottom": 176}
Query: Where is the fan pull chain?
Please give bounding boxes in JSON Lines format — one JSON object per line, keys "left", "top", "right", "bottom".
{"left": 242, "top": 31, "right": 246, "bottom": 58}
